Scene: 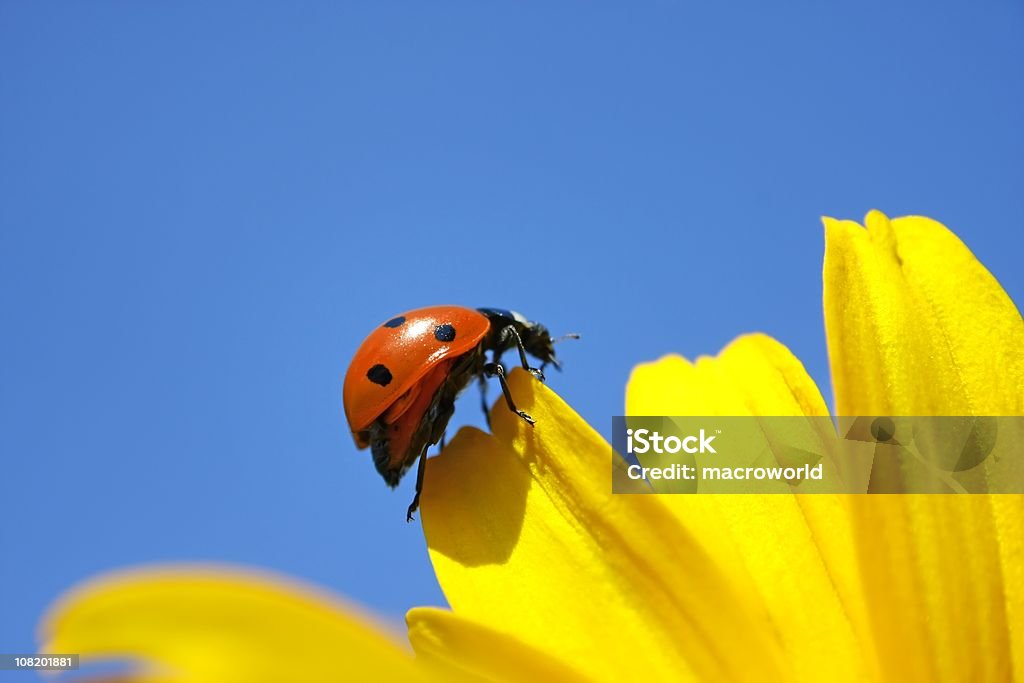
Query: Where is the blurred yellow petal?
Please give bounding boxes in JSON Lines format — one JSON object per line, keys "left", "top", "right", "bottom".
{"left": 40, "top": 565, "right": 445, "bottom": 683}
{"left": 420, "top": 369, "right": 789, "bottom": 683}
{"left": 823, "top": 210, "right": 1024, "bottom": 416}
{"left": 62, "top": 676, "right": 176, "bottom": 683}
{"left": 407, "top": 607, "right": 590, "bottom": 683}
{"left": 627, "top": 334, "right": 874, "bottom": 683}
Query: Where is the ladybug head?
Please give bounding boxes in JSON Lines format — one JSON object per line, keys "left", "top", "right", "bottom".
{"left": 520, "top": 321, "right": 583, "bottom": 372}
{"left": 478, "top": 308, "right": 579, "bottom": 372}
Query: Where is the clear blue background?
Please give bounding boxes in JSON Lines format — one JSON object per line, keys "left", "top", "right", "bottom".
{"left": 2, "top": 0, "right": 1022, "bottom": 667}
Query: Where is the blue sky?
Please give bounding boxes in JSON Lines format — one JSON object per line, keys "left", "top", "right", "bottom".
{"left": 2, "top": 1, "right": 1022, "bottom": 666}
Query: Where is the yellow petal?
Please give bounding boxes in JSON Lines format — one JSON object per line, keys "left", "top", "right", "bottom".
{"left": 626, "top": 333, "right": 830, "bottom": 417}
{"left": 845, "top": 495, "right": 1015, "bottom": 683}
{"left": 407, "top": 607, "right": 590, "bottom": 683}
{"left": 626, "top": 334, "right": 875, "bottom": 682}
{"left": 420, "top": 369, "right": 790, "bottom": 682}
{"left": 992, "top": 496, "right": 1024, "bottom": 683}
{"left": 40, "top": 565, "right": 445, "bottom": 683}
{"left": 823, "top": 210, "right": 1024, "bottom": 416}
{"left": 823, "top": 211, "right": 1023, "bottom": 681}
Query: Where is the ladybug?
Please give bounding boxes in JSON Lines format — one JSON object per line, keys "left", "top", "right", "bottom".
{"left": 343, "top": 306, "right": 577, "bottom": 521}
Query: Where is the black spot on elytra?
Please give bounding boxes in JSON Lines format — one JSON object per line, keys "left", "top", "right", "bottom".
{"left": 434, "top": 324, "right": 456, "bottom": 342}
{"left": 383, "top": 316, "right": 405, "bottom": 328}
{"left": 367, "top": 364, "right": 393, "bottom": 386}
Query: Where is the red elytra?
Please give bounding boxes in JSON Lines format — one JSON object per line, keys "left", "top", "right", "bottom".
{"left": 343, "top": 306, "right": 490, "bottom": 437}
{"left": 342, "top": 305, "right": 575, "bottom": 521}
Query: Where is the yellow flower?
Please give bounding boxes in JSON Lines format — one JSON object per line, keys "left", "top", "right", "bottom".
{"left": 41, "top": 566, "right": 443, "bottom": 682}
{"left": 41, "top": 212, "right": 1024, "bottom": 682}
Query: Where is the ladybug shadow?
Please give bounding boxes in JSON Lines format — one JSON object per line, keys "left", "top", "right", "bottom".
{"left": 421, "top": 373, "right": 549, "bottom": 566}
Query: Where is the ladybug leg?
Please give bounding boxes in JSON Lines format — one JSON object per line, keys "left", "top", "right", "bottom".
{"left": 406, "top": 453, "right": 428, "bottom": 523}
{"left": 502, "top": 326, "right": 546, "bottom": 381}
{"left": 483, "top": 362, "right": 535, "bottom": 426}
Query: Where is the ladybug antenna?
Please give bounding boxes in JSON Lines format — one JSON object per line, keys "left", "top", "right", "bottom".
{"left": 544, "top": 333, "right": 578, "bottom": 372}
